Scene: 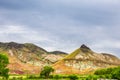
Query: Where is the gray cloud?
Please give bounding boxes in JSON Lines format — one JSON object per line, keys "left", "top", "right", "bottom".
{"left": 0, "top": 0, "right": 120, "bottom": 57}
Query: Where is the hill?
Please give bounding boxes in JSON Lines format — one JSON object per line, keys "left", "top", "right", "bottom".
{"left": 0, "top": 42, "right": 67, "bottom": 74}
{"left": 53, "top": 44, "right": 120, "bottom": 74}
{"left": 0, "top": 42, "right": 119, "bottom": 75}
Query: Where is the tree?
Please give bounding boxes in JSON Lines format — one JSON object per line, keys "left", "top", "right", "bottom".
{"left": 0, "top": 54, "right": 9, "bottom": 79}
{"left": 40, "top": 66, "right": 54, "bottom": 78}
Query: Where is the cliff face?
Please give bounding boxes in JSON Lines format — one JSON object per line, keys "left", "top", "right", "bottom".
{"left": 53, "top": 44, "right": 120, "bottom": 74}
{"left": 0, "top": 42, "right": 67, "bottom": 74}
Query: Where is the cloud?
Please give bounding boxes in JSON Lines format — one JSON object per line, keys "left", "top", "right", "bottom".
{"left": 0, "top": 25, "right": 27, "bottom": 34}
{"left": 0, "top": 0, "right": 120, "bottom": 57}
{"left": 90, "top": 40, "right": 120, "bottom": 57}
{"left": 92, "top": 40, "right": 120, "bottom": 49}
{"left": 0, "top": 25, "right": 53, "bottom": 43}
{"left": 0, "top": 24, "right": 74, "bottom": 52}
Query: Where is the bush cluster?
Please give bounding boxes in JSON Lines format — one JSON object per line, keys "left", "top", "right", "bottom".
{"left": 94, "top": 66, "right": 120, "bottom": 79}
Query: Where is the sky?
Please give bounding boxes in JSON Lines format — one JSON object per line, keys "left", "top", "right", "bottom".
{"left": 0, "top": 0, "right": 120, "bottom": 57}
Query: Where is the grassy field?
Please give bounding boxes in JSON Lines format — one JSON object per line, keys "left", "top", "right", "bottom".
{"left": 0, "top": 74, "right": 94, "bottom": 80}
{"left": 0, "top": 74, "right": 87, "bottom": 80}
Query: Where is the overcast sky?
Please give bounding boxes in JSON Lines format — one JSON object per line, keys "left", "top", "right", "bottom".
{"left": 0, "top": 0, "right": 120, "bottom": 57}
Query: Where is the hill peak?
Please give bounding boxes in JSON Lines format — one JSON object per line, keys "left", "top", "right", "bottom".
{"left": 80, "top": 44, "right": 91, "bottom": 52}
{"left": 80, "top": 44, "right": 90, "bottom": 49}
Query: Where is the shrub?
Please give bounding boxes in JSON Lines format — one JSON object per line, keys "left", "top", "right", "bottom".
{"left": 92, "top": 75, "right": 98, "bottom": 80}
{"left": 94, "top": 66, "right": 120, "bottom": 79}
{"left": 53, "top": 75, "right": 62, "bottom": 79}
{"left": 40, "top": 66, "right": 54, "bottom": 78}
{"left": 27, "top": 75, "right": 38, "bottom": 79}
{"left": 68, "top": 74, "right": 78, "bottom": 80}
{"left": 86, "top": 75, "right": 93, "bottom": 80}
{"left": 111, "top": 67, "right": 120, "bottom": 79}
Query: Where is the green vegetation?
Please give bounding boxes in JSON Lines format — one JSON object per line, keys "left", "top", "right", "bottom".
{"left": 68, "top": 74, "right": 78, "bottom": 80}
{"left": 94, "top": 66, "right": 120, "bottom": 79}
{"left": 52, "top": 75, "right": 62, "bottom": 79}
{"left": 0, "top": 67, "right": 119, "bottom": 80}
{"left": 0, "top": 68, "right": 120, "bottom": 80}
{"left": 0, "top": 54, "right": 9, "bottom": 79}
{"left": 40, "top": 66, "right": 54, "bottom": 78}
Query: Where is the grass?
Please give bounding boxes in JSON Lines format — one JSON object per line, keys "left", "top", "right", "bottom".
{"left": 65, "top": 48, "right": 80, "bottom": 59}
{"left": 0, "top": 74, "right": 94, "bottom": 80}
{"left": 0, "top": 74, "right": 117, "bottom": 80}
{"left": 9, "top": 75, "right": 26, "bottom": 79}
{"left": 0, "top": 74, "right": 87, "bottom": 80}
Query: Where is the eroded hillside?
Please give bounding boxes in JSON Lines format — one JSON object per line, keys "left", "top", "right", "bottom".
{"left": 53, "top": 44, "right": 120, "bottom": 74}
{"left": 0, "top": 42, "right": 67, "bottom": 74}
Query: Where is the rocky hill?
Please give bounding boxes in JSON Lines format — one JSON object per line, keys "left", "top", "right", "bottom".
{"left": 0, "top": 42, "right": 67, "bottom": 74}
{"left": 0, "top": 42, "right": 119, "bottom": 75}
{"left": 53, "top": 44, "right": 120, "bottom": 74}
